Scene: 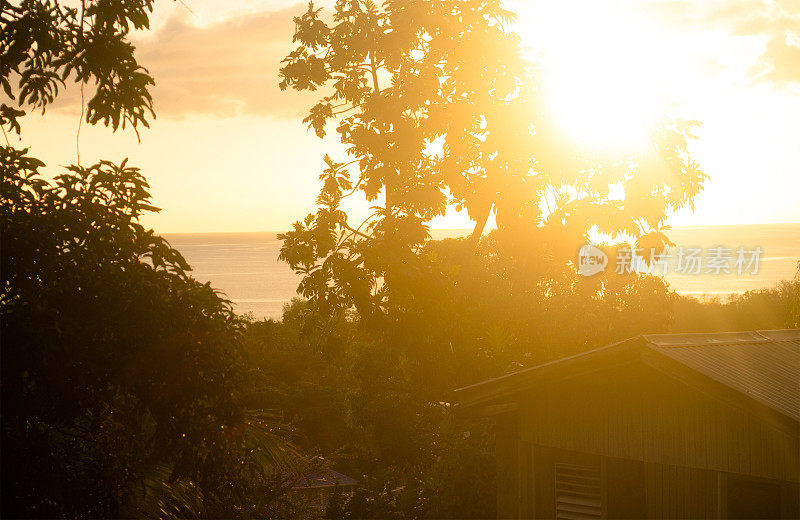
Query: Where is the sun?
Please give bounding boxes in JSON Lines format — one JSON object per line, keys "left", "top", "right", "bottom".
{"left": 544, "top": 53, "right": 664, "bottom": 154}
{"left": 517, "top": 0, "right": 672, "bottom": 154}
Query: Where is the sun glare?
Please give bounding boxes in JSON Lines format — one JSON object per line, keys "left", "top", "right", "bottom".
{"left": 518, "top": 0, "right": 671, "bottom": 154}
{"left": 544, "top": 54, "right": 663, "bottom": 153}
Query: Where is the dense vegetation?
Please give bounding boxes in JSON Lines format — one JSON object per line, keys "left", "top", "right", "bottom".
{"left": 1, "top": 151, "right": 307, "bottom": 518}
{"left": 1, "top": 0, "right": 797, "bottom": 518}
{"left": 241, "top": 239, "right": 799, "bottom": 519}
{"left": 1, "top": 1, "right": 307, "bottom": 517}
{"left": 267, "top": 2, "right": 795, "bottom": 514}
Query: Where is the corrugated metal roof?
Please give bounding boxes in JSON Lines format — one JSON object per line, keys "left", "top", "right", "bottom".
{"left": 454, "top": 330, "right": 800, "bottom": 423}
{"left": 643, "top": 330, "right": 800, "bottom": 422}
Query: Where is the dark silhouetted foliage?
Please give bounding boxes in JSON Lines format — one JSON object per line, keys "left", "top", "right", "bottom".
{"left": 1, "top": 2, "right": 311, "bottom": 517}
{"left": 1, "top": 1, "right": 795, "bottom": 519}
{"left": 1, "top": 0, "right": 155, "bottom": 136}
{"left": 0, "top": 151, "right": 309, "bottom": 518}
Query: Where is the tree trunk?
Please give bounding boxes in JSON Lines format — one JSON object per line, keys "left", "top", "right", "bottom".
{"left": 468, "top": 203, "right": 493, "bottom": 249}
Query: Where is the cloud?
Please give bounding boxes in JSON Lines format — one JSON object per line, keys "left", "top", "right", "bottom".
{"left": 715, "top": 0, "right": 800, "bottom": 87}
{"left": 35, "top": 3, "right": 318, "bottom": 122}
{"left": 640, "top": 0, "right": 800, "bottom": 87}
{"left": 683, "top": 0, "right": 800, "bottom": 87}
{"left": 135, "top": 3, "right": 318, "bottom": 119}
{"left": 713, "top": 0, "right": 799, "bottom": 36}
{"left": 748, "top": 34, "right": 800, "bottom": 85}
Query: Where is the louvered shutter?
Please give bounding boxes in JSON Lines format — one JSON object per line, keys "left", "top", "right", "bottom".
{"left": 554, "top": 462, "right": 602, "bottom": 520}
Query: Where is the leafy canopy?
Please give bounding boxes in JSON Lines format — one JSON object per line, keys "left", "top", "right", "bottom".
{"left": 277, "top": 0, "right": 707, "bottom": 321}
{"left": 1, "top": 3, "right": 308, "bottom": 517}
{"left": 1, "top": 0, "right": 155, "bottom": 137}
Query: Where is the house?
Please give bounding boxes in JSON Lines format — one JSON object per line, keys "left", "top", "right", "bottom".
{"left": 292, "top": 469, "right": 357, "bottom": 511}
{"left": 453, "top": 330, "right": 800, "bottom": 519}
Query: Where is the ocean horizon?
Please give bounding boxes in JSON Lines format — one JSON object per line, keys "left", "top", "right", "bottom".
{"left": 164, "top": 223, "right": 800, "bottom": 320}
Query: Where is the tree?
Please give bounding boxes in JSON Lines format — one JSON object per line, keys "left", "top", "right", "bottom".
{"left": 273, "top": 6, "right": 708, "bottom": 514}
{"left": 243, "top": 242, "right": 687, "bottom": 519}
{"left": 1, "top": 2, "right": 307, "bottom": 517}
{"left": 1, "top": 145, "right": 312, "bottom": 520}
{"left": 277, "top": 0, "right": 707, "bottom": 322}
{"left": 1, "top": 0, "right": 155, "bottom": 139}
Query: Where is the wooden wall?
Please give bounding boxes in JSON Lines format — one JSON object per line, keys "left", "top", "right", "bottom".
{"left": 496, "top": 412, "right": 520, "bottom": 520}
{"left": 516, "top": 364, "right": 799, "bottom": 483}
{"left": 643, "top": 462, "right": 717, "bottom": 519}
{"left": 505, "top": 444, "right": 799, "bottom": 519}
{"left": 526, "top": 446, "right": 721, "bottom": 519}
{"left": 492, "top": 362, "right": 800, "bottom": 518}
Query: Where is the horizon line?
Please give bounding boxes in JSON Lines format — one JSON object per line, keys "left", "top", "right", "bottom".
{"left": 159, "top": 222, "right": 800, "bottom": 235}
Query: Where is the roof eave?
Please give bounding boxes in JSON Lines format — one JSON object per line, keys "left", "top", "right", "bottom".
{"left": 453, "top": 336, "right": 645, "bottom": 411}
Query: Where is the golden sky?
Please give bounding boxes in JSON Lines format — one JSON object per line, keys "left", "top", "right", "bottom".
{"left": 14, "top": 0, "right": 800, "bottom": 232}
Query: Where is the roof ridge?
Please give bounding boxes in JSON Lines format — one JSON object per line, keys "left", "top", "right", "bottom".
{"left": 644, "top": 329, "right": 800, "bottom": 347}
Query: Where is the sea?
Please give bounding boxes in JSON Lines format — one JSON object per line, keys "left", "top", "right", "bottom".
{"left": 164, "top": 224, "right": 800, "bottom": 320}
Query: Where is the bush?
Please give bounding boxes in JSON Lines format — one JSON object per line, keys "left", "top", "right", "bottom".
{"left": 1, "top": 150, "right": 303, "bottom": 518}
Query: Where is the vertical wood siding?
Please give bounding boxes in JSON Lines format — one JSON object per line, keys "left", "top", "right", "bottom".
{"left": 516, "top": 365, "right": 799, "bottom": 482}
